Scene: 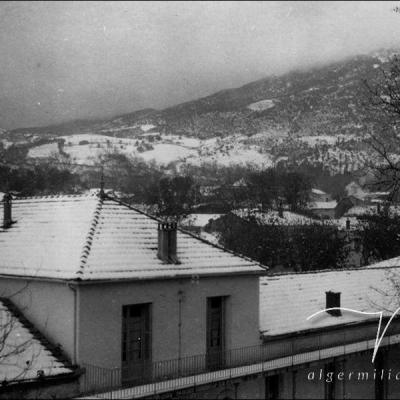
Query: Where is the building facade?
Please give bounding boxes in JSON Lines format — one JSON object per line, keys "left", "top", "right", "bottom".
{"left": 1, "top": 193, "right": 400, "bottom": 399}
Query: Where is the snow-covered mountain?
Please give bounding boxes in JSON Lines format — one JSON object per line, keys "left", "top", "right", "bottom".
{"left": 2, "top": 50, "right": 398, "bottom": 174}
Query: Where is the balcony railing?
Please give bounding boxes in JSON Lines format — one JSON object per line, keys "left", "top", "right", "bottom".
{"left": 80, "top": 332, "right": 400, "bottom": 398}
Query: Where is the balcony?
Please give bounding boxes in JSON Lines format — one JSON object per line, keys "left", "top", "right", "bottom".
{"left": 79, "top": 332, "right": 400, "bottom": 399}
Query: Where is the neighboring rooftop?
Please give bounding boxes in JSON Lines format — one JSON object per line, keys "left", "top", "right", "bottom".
{"left": 0, "top": 298, "right": 73, "bottom": 382}
{"left": 0, "top": 194, "right": 264, "bottom": 281}
{"left": 309, "top": 200, "right": 338, "bottom": 210}
{"left": 364, "top": 256, "right": 400, "bottom": 270}
{"left": 311, "top": 188, "right": 327, "bottom": 195}
{"left": 259, "top": 265, "right": 399, "bottom": 337}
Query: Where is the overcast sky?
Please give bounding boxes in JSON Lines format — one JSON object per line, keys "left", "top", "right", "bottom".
{"left": 1, "top": 1, "right": 400, "bottom": 129}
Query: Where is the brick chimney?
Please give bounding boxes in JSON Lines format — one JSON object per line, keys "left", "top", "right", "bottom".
{"left": 2, "top": 193, "right": 12, "bottom": 229}
{"left": 157, "top": 222, "right": 180, "bottom": 264}
{"left": 326, "top": 291, "right": 341, "bottom": 316}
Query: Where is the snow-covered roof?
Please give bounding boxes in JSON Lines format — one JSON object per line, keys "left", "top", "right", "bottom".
{"left": 259, "top": 266, "right": 398, "bottom": 336}
{"left": 364, "top": 256, "right": 400, "bottom": 269}
{"left": 0, "top": 298, "right": 72, "bottom": 382}
{"left": 311, "top": 188, "right": 327, "bottom": 195}
{"left": 345, "top": 205, "right": 376, "bottom": 216}
{"left": 310, "top": 201, "right": 337, "bottom": 210}
{"left": 0, "top": 194, "right": 264, "bottom": 281}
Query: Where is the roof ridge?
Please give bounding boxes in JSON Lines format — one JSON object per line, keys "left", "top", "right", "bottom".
{"left": 104, "top": 194, "right": 268, "bottom": 272}
{"left": 76, "top": 196, "right": 104, "bottom": 278}
{"left": 11, "top": 193, "right": 97, "bottom": 201}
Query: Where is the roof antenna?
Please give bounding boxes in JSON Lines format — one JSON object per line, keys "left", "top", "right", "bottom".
{"left": 99, "top": 164, "right": 105, "bottom": 199}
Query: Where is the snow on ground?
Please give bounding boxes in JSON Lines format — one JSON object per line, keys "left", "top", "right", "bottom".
{"left": 199, "top": 231, "right": 221, "bottom": 245}
{"left": 194, "top": 148, "right": 273, "bottom": 168}
{"left": 234, "top": 209, "right": 319, "bottom": 226}
{"left": 139, "top": 132, "right": 160, "bottom": 137}
{"left": 1, "top": 139, "right": 13, "bottom": 149}
{"left": 299, "top": 135, "right": 336, "bottom": 146}
{"left": 141, "top": 124, "right": 155, "bottom": 132}
{"left": 27, "top": 143, "right": 59, "bottom": 158}
{"left": 162, "top": 134, "right": 202, "bottom": 148}
{"left": 249, "top": 130, "right": 289, "bottom": 140}
{"left": 181, "top": 214, "right": 224, "bottom": 228}
{"left": 310, "top": 201, "right": 337, "bottom": 209}
{"left": 97, "top": 126, "right": 138, "bottom": 134}
{"left": 139, "top": 143, "right": 198, "bottom": 165}
{"left": 311, "top": 188, "right": 327, "bottom": 195}
{"left": 62, "top": 144, "right": 104, "bottom": 165}
{"left": 247, "top": 99, "right": 275, "bottom": 111}
{"left": 61, "top": 134, "right": 136, "bottom": 145}
{"left": 299, "top": 134, "right": 359, "bottom": 147}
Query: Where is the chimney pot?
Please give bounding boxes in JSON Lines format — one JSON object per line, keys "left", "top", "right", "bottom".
{"left": 2, "top": 193, "right": 12, "bottom": 229}
{"left": 326, "top": 291, "right": 341, "bottom": 316}
{"left": 157, "top": 221, "right": 180, "bottom": 264}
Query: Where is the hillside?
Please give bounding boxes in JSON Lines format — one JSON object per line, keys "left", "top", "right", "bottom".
{"left": 1, "top": 50, "right": 398, "bottom": 175}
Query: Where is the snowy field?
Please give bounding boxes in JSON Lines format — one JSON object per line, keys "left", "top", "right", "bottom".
{"left": 299, "top": 134, "right": 358, "bottom": 147}
{"left": 26, "top": 132, "right": 274, "bottom": 168}
{"left": 27, "top": 142, "right": 59, "bottom": 158}
{"left": 247, "top": 99, "right": 275, "bottom": 111}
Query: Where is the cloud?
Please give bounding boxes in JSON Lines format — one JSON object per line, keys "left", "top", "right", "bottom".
{"left": 0, "top": 1, "right": 399, "bottom": 129}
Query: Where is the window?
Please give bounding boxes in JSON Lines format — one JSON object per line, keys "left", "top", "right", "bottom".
{"left": 121, "top": 303, "right": 151, "bottom": 384}
{"left": 206, "top": 296, "right": 226, "bottom": 370}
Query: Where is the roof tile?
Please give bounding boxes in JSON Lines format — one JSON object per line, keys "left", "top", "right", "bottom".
{"left": 0, "top": 194, "right": 264, "bottom": 280}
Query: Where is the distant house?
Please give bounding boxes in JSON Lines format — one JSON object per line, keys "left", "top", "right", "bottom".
{"left": 199, "top": 184, "right": 220, "bottom": 198}
{"left": 309, "top": 188, "right": 332, "bottom": 203}
{"left": 308, "top": 200, "right": 338, "bottom": 218}
{"left": 345, "top": 181, "right": 391, "bottom": 205}
{"left": 232, "top": 178, "right": 247, "bottom": 188}
{"left": 364, "top": 190, "right": 391, "bottom": 204}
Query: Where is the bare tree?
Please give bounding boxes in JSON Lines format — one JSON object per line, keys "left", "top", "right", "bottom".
{"left": 363, "top": 55, "right": 400, "bottom": 201}
{"left": 0, "top": 285, "right": 42, "bottom": 385}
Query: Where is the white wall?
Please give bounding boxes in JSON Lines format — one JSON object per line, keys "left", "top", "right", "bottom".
{"left": 77, "top": 275, "right": 260, "bottom": 368}
{"left": 0, "top": 278, "right": 75, "bottom": 362}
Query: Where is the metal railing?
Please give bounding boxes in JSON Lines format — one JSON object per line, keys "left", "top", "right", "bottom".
{"left": 80, "top": 331, "right": 400, "bottom": 397}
